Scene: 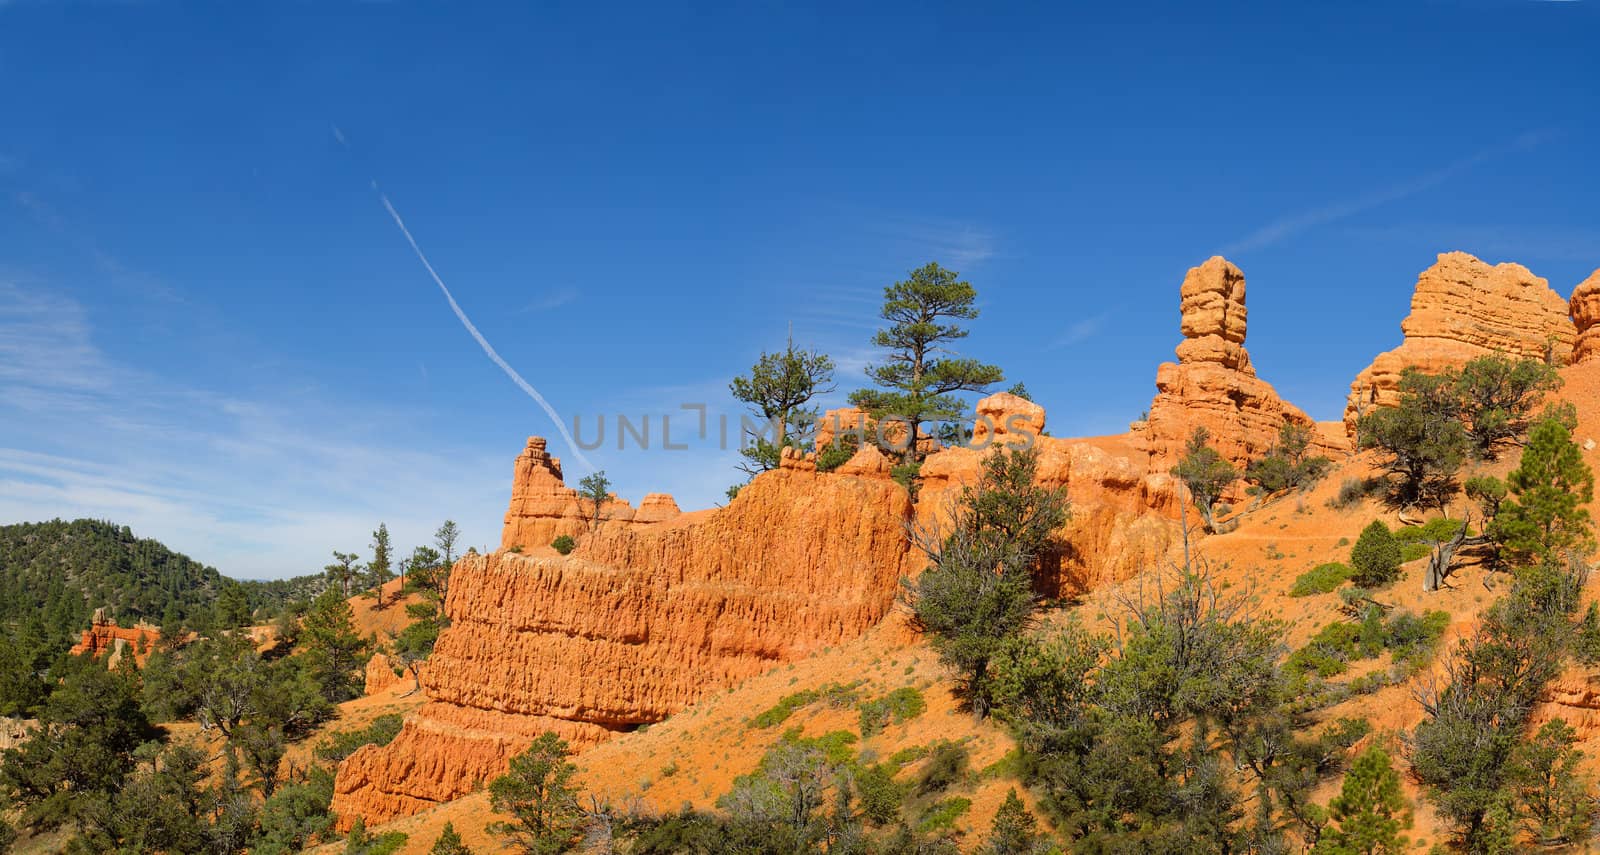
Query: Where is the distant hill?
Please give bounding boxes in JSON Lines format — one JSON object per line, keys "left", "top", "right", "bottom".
{"left": 0, "top": 518, "right": 323, "bottom": 644}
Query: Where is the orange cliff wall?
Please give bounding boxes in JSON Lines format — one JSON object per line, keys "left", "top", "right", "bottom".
{"left": 1344, "top": 251, "right": 1576, "bottom": 437}
{"left": 331, "top": 449, "right": 916, "bottom": 826}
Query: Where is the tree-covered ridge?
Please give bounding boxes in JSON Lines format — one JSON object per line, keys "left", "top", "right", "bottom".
{"left": 0, "top": 519, "right": 323, "bottom": 646}
{"left": 0, "top": 519, "right": 226, "bottom": 634}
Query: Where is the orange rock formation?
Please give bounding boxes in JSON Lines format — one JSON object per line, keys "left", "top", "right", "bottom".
{"left": 1344, "top": 252, "right": 1575, "bottom": 436}
{"left": 331, "top": 254, "right": 1358, "bottom": 829}
{"left": 1569, "top": 268, "right": 1600, "bottom": 364}
{"left": 1140, "top": 256, "right": 1342, "bottom": 475}
{"left": 500, "top": 437, "right": 681, "bottom": 550}
{"left": 331, "top": 453, "right": 916, "bottom": 825}
{"left": 69, "top": 609, "right": 161, "bottom": 667}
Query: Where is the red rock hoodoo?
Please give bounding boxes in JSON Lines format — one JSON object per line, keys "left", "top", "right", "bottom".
{"left": 1344, "top": 252, "right": 1575, "bottom": 436}
{"left": 500, "top": 437, "right": 679, "bottom": 550}
{"left": 1140, "top": 256, "right": 1343, "bottom": 474}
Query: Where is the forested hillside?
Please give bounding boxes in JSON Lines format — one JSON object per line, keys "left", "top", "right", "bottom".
{"left": 0, "top": 519, "right": 322, "bottom": 645}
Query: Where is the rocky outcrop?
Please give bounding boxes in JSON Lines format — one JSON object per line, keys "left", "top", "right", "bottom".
{"left": 1345, "top": 252, "right": 1575, "bottom": 435}
{"left": 1141, "top": 257, "right": 1340, "bottom": 476}
{"left": 69, "top": 609, "right": 161, "bottom": 668}
{"left": 332, "top": 452, "right": 916, "bottom": 826}
{"left": 1570, "top": 269, "right": 1600, "bottom": 364}
{"left": 364, "top": 652, "right": 411, "bottom": 695}
{"left": 501, "top": 437, "right": 679, "bottom": 550}
{"left": 970, "top": 391, "right": 1045, "bottom": 447}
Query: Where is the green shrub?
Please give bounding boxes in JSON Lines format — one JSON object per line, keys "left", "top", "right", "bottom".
{"left": 816, "top": 436, "right": 859, "bottom": 473}
{"left": 890, "top": 460, "right": 923, "bottom": 495}
{"left": 854, "top": 763, "right": 904, "bottom": 826}
{"left": 917, "top": 797, "right": 972, "bottom": 833}
{"left": 316, "top": 714, "right": 405, "bottom": 763}
{"left": 1331, "top": 478, "right": 1378, "bottom": 509}
{"left": 915, "top": 741, "right": 969, "bottom": 796}
{"left": 748, "top": 690, "right": 819, "bottom": 729}
{"left": 1350, "top": 521, "right": 1402, "bottom": 587}
{"left": 1395, "top": 517, "right": 1466, "bottom": 543}
{"left": 1399, "top": 542, "right": 1431, "bottom": 563}
{"left": 551, "top": 535, "right": 576, "bottom": 555}
{"left": 858, "top": 687, "right": 928, "bottom": 737}
{"left": 1290, "top": 562, "right": 1352, "bottom": 596}
{"left": 1286, "top": 622, "right": 1362, "bottom": 677}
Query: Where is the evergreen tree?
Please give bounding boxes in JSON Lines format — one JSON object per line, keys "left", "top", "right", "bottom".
{"left": 906, "top": 447, "right": 1068, "bottom": 719}
{"left": 577, "top": 472, "right": 612, "bottom": 532}
{"left": 729, "top": 335, "right": 836, "bottom": 476}
{"left": 1451, "top": 355, "right": 1562, "bottom": 459}
{"left": 1314, "top": 746, "right": 1410, "bottom": 855}
{"left": 325, "top": 551, "right": 361, "bottom": 598}
{"left": 300, "top": 588, "right": 368, "bottom": 703}
{"left": 1349, "top": 521, "right": 1403, "bottom": 588}
{"left": 985, "top": 788, "right": 1039, "bottom": 854}
{"left": 1505, "top": 718, "right": 1594, "bottom": 845}
{"left": 849, "top": 262, "right": 1004, "bottom": 463}
{"left": 430, "top": 822, "right": 475, "bottom": 854}
{"left": 1494, "top": 416, "right": 1595, "bottom": 565}
{"left": 488, "top": 732, "right": 585, "bottom": 854}
{"left": 433, "top": 520, "right": 460, "bottom": 602}
{"left": 368, "top": 524, "right": 394, "bottom": 606}
{"left": 1358, "top": 367, "right": 1469, "bottom": 508}
{"left": 1170, "top": 427, "right": 1237, "bottom": 533}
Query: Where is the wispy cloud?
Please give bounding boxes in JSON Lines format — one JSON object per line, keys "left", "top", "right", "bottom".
{"left": 1045, "top": 310, "right": 1112, "bottom": 350}
{"left": 519, "top": 285, "right": 579, "bottom": 313}
{"left": 1221, "top": 130, "right": 1553, "bottom": 255}
{"left": 0, "top": 280, "right": 508, "bottom": 578}
{"left": 869, "top": 217, "right": 999, "bottom": 268}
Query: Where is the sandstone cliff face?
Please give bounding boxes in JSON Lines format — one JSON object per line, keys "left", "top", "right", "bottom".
{"left": 1141, "top": 256, "right": 1342, "bottom": 478}
{"left": 1344, "top": 252, "right": 1575, "bottom": 435}
{"left": 332, "top": 456, "right": 915, "bottom": 825}
{"left": 918, "top": 393, "right": 1181, "bottom": 597}
{"left": 1570, "top": 268, "right": 1600, "bottom": 364}
{"left": 501, "top": 437, "right": 680, "bottom": 550}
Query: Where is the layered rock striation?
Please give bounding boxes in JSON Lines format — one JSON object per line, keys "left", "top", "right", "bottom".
{"left": 332, "top": 452, "right": 915, "bottom": 825}
{"left": 1344, "top": 252, "right": 1575, "bottom": 435}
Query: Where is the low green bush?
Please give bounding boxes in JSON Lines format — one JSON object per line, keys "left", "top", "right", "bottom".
{"left": 551, "top": 535, "right": 576, "bottom": 555}
{"left": 748, "top": 690, "right": 819, "bottom": 729}
{"left": 1290, "top": 562, "right": 1352, "bottom": 596}
{"left": 917, "top": 797, "right": 971, "bottom": 834}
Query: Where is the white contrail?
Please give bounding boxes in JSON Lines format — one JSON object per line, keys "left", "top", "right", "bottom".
{"left": 378, "top": 190, "right": 597, "bottom": 473}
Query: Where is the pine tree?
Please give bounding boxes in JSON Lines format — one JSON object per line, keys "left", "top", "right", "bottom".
{"left": 729, "top": 335, "right": 836, "bottom": 476}
{"left": 326, "top": 550, "right": 361, "bottom": 598}
{"left": 986, "top": 788, "right": 1039, "bottom": 854}
{"left": 1314, "top": 746, "right": 1410, "bottom": 855}
{"left": 1495, "top": 416, "right": 1595, "bottom": 566}
{"left": 1170, "top": 427, "right": 1237, "bottom": 533}
{"left": 488, "top": 732, "right": 584, "bottom": 854}
{"left": 849, "top": 262, "right": 1004, "bottom": 464}
{"left": 430, "top": 822, "right": 475, "bottom": 854}
{"left": 577, "top": 472, "right": 612, "bottom": 532}
{"left": 368, "top": 524, "right": 394, "bottom": 606}
{"left": 301, "top": 588, "right": 368, "bottom": 703}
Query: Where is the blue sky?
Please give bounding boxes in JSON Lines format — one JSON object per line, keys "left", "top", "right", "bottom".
{"left": 1, "top": 1, "right": 1595, "bottom": 579}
